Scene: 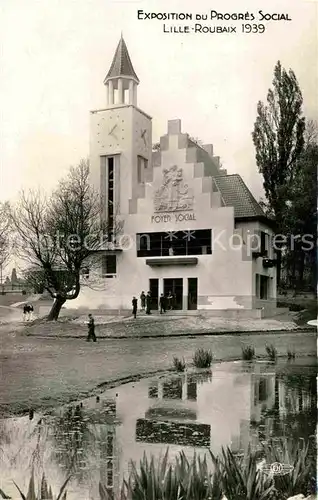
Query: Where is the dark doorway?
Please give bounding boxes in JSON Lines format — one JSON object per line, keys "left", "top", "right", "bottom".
{"left": 149, "top": 278, "right": 159, "bottom": 310}
{"left": 188, "top": 278, "right": 198, "bottom": 310}
{"left": 163, "top": 278, "right": 183, "bottom": 310}
{"left": 260, "top": 275, "right": 269, "bottom": 299}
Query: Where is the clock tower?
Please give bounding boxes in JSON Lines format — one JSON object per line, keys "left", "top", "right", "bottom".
{"left": 89, "top": 35, "right": 152, "bottom": 221}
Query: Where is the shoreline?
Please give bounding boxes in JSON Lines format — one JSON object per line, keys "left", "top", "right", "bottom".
{"left": 23, "top": 326, "right": 315, "bottom": 339}
{"left": 1, "top": 352, "right": 316, "bottom": 419}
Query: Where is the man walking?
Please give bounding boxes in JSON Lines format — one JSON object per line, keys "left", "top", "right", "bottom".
{"left": 132, "top": 296, "right": 138, "bottom": 319}
{"left": 86, "top": 313, "right": 97, "bottom": 342}
{"left": 159, "top": 293, "right": 166, "bottom": 314}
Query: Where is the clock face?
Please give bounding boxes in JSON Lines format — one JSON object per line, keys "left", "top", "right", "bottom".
{"left": 106, "top": 114, "right": 125, "bottom": 148}
{"left": 135, "top": 123, "right": 149, "bottom": 153}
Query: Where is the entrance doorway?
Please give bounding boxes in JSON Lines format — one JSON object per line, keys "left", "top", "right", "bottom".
{"left": 163, "top": 278, "right": 183, "bottom": 310}
{"left": 188, "top": 278, "right": 198, "bottom": 310}
{"left": 149, "top": 278, "right": 159, "bottom": 310}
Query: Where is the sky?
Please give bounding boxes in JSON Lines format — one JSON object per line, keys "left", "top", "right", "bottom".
{"left": 0, "top": 0, "right": 317, "bottom": 204}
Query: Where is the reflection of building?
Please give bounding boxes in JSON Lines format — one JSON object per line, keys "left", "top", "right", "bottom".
{"left": 113, "top": 365, "right": 262, "bottom": 486}
{"left": 73, "top": 35, "right": 277, "bottom": 315}
{"left": 1, "top": 362, "right": 315, "bottom": 499}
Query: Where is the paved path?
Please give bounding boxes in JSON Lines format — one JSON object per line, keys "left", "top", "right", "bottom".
{"left": 0, "top": 324, "right": 315, "bottom": 416}
{"left": 21, "top": 313, "right": 305, "bottom": 338}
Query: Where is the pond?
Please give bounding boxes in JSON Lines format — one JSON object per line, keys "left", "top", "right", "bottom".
{"left": 0, "top": 357, "right": 316, "bottom": 499}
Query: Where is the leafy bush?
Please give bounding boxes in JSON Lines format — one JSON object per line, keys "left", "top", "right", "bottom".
{"left": 242, "top": 345, "right": 255, "bottom": 361}
{"left": 172, "top": 356, "right": 186, "bottom": 372}
{"left": 265, "top": 344, "right": 278, "bottom": 362}
{"left": 193, "top": 348, "right": 213, "bottom": 368}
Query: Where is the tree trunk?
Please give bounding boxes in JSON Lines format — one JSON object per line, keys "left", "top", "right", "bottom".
{"left": 297, "top": 250, "right": 305, "bottom": 288}
{"left": 276, "top": 249, "right": 282, "bottom": 287}
{"left": 47, "top": 296, "right": 66, "bottom": 321}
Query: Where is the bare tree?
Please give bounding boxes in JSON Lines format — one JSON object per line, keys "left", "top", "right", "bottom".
{"left": 0, "top": 201, "right": 11, "bottom": 289}
{"left": 11, "top": 160, "right": 121, "bottom": 320}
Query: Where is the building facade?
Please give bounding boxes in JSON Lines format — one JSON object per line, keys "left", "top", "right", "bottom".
{"left": 83, "top": 35, "right": 277, "bottom": 315}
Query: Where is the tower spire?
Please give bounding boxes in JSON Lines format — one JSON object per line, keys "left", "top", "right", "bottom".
{"left": 104, "top": 36, "right": 139, "bottom": 106}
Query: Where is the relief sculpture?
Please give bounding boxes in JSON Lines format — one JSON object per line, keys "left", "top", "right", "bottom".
{"left": 154, "top": 166, "right": 194, "bottom": 212}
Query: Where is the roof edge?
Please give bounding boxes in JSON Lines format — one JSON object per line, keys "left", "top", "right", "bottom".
{"left": 235, "top": 215, "right": 277, "bottom": 229}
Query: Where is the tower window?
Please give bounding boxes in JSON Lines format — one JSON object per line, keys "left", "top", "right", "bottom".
{"left": 260, "top": 231, "right": 269, "bottom": 256}
{"left": 107, "top": 157, "right": 114, "bottom": 232}
{"left": 137, "top": 156, "right": 148, "bottom": 184}
{"left": 101, "top": 155, "right": 119, "bottom": 238}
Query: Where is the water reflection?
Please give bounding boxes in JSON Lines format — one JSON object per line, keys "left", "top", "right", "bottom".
{"left": 0, "top": 359, "right": 316, "bottom": 499}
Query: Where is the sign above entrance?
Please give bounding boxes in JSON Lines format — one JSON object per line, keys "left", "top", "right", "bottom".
{"left": 154, "top": 166, "right": 194, "bottom": 212}
{"left": 151, "top": 212, "right": 196, "bottom": 223}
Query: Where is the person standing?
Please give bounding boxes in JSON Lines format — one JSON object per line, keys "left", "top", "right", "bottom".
{"left": 132, "top": 296, "right": 138, "bottom": 318}
{"left": 23, "top": 304, "right": 29, "bottom": 321}
{"left": 167, "top": 291, "right": 173, "bottom": 310}
{"left": 145, "top": 291, "right": 152, "bottom": 315}
{"left": 159, "top": 294, "right": 166, "bottom": 314}
{"left": 29, "top": 304, "right": 34, "bottom": 321}
{"left": 140, "top": 291, "right": 146, "bottom": 311}
{"left": 86, "top": 314, "right": 97, "bottom": 342}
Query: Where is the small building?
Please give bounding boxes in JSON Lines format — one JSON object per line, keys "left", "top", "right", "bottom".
{"left": 83, "top": 35, "right": 277, "bottom": 316}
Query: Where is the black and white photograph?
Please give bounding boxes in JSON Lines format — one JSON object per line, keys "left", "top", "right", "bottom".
{"left": 0, "top": 0, "right": 317, "bottom": 499}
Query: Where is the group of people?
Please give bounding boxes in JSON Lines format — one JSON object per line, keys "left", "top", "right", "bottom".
{"left": 23, "top": 304, "right": 34, "bottom": 321}
{"left": 131, "top": 290, "right": 176, "bottom": 318}
{"left": 86, "top": 290, "right": 177, "bottom": 342}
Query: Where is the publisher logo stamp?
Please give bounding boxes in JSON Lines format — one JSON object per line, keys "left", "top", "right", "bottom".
{"left": 261, "top": 462, "right": 294, "bottom": 476}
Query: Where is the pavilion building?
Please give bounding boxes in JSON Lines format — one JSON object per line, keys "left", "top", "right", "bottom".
{"left": 83, "top": 35, "right": 277, "bottom": 316}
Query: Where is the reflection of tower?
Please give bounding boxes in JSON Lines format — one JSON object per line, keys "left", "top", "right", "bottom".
{"left": 100, "top": 426, "right": 116, "bottom": 494}
{"left": 81, "top": 396, "right": 121, "bottom": 499}
{"left": 97, "top": 398, "right": 120, "bottom": 498}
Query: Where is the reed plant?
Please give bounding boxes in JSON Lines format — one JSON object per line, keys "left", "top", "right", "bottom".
{"left": 241, "top": 345, "right": 255, "bottom": 361}
{"left": 172, "top": 356, "right": 186, "bottom": 372}
{"left": 4, "top": 439, "right": 315, "bottom": 500}
{"left": 193, "top": 348, "right": 213, "bottom": 368}
{"left": 11, "top": 471, "right": 70, "bottom": 500}
{"left": 287, "top": 349, "right": 296, "bottom": 360}
{"left": 100, "top": 449, "right": 223, "bottom": 500}
{"left": 265, "top": 344, "right": 278, "bottom": 362}
{"left": 262, "top": 438, "right": 316, "bottom": 498}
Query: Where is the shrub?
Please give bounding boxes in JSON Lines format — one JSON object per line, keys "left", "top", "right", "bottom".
{"left": 193, "top": 348, "right": 213, "bottom": 368}
{"left": 172, "top": 356, "right": 186, "bottom": 372}
{"left": 241, "top": 345, "right": 255, "bottom": 361}
{"left": 265, "top": 344, "right": 277, "bottom": 362}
